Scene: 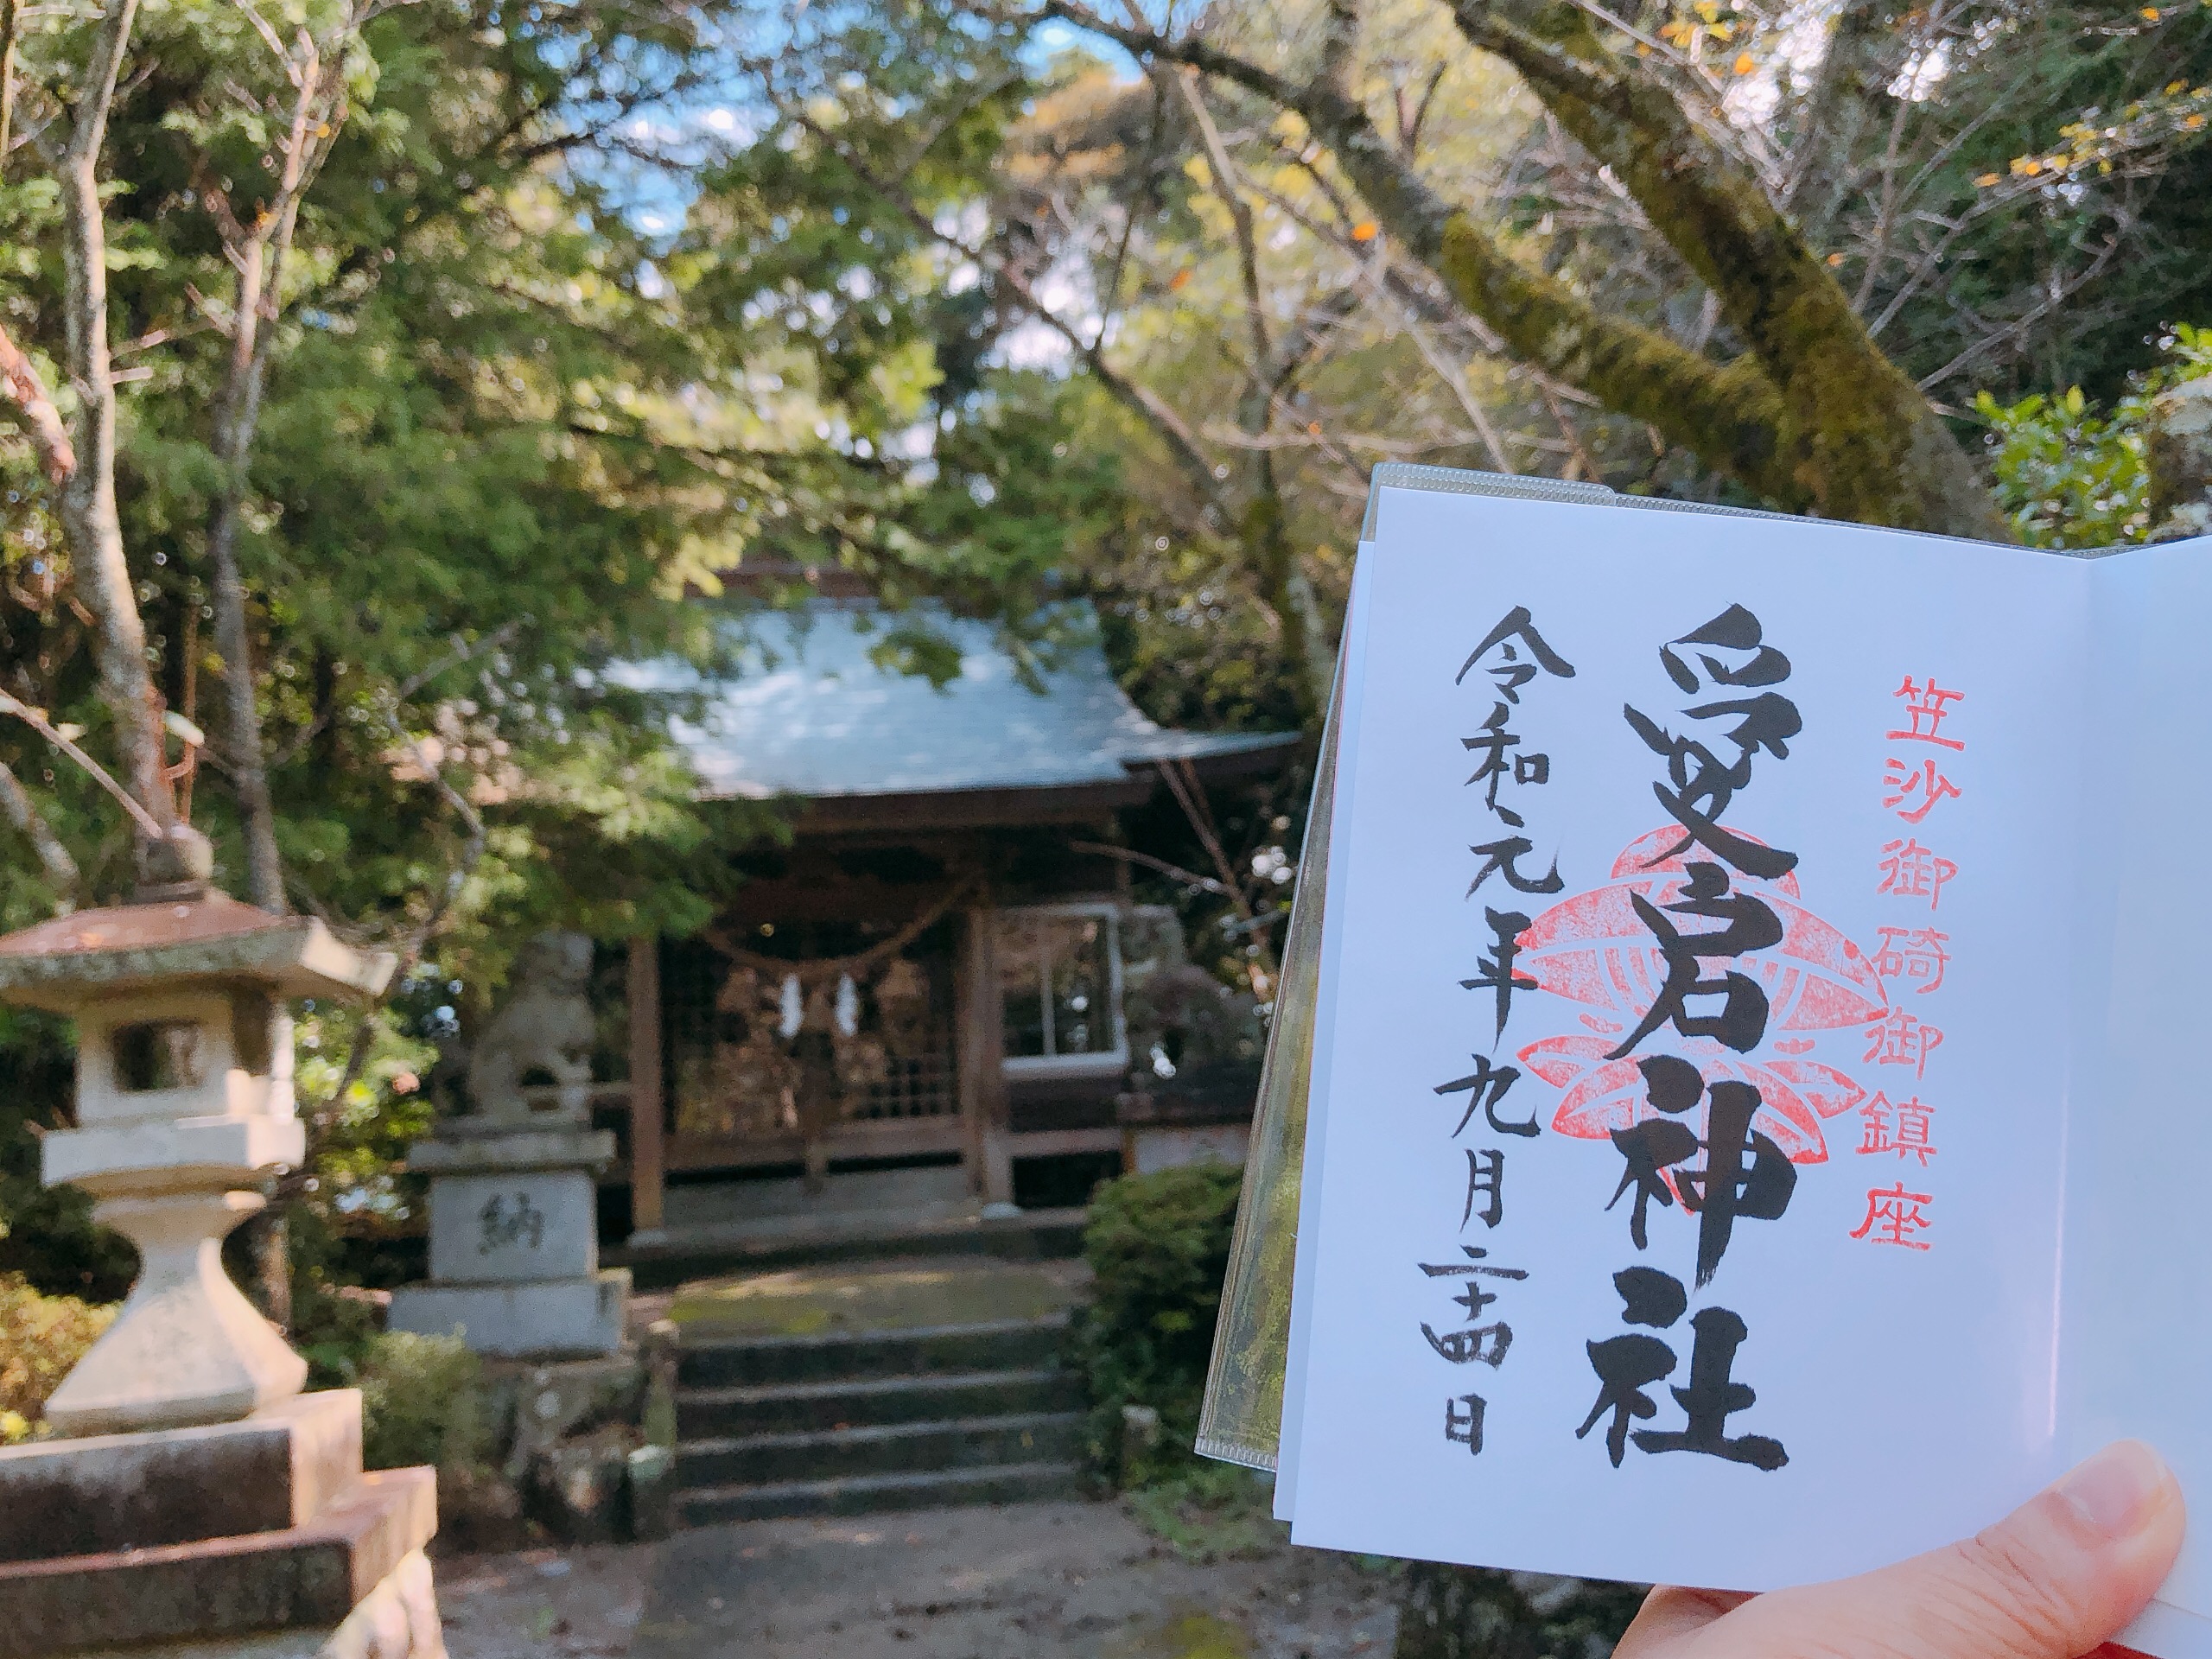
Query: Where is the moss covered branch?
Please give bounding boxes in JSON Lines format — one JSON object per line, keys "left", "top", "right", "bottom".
{"left": 1445, "top": 1, "right": 2010, "bottom": 538}
{"left": 1039, "top": 0, "right": 1804, "bottom": 509}
{"left": 1033, "top": 0, "right": 2015, "bottom": 541}
{"left": 1435, "top": 216, "right": 1801, "bottom": 506}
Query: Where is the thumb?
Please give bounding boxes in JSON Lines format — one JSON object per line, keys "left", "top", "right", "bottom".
{"left": 1715, "top": 1440, "right": 2185, "bottom": 1659}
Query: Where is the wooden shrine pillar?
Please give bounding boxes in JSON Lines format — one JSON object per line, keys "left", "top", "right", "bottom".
{"left": 956, "top": 903, "right": 1014, "bottom": 1206}
{"left": 626, "top": 935, "right": 666, "bottom": 1237}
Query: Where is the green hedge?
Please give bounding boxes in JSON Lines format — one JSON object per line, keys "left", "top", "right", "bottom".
{"left": 354, "top": 1330, "right": 491, "bottom": 1473}
{"left": 1075, "top": 1162, "right": 1243, "bottom": 1485}
{"left": 0, "top": 1274, "right": 117, "bottom": 1440}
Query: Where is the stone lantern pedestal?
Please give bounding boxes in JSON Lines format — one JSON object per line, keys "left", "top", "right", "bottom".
{"left": 0, "top": 853, "right": 445, "bottom": 1656}
{"left": 387, "top": 1122, "right": 629, "bottom": 1357}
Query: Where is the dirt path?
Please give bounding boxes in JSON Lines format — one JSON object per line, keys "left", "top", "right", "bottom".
{"left": 437, "top": 1543, "right": 655, "bottom": 1658}
{"left": 437, "top": 1497, "right": 1401, "bottom": 1659}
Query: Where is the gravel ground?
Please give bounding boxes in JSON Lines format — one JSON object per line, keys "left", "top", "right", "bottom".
{"left": 436, "top": 1498, "right": 1402, "bottom": 1659}
{"left": 437, "top": 1542, "right": 654, "bottom": 1658}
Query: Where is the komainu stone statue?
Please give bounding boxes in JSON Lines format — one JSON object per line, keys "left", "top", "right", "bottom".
{"left": 392, "top": 928, "right": 628, "bottom": 1357}
{"left": 466, "top": 931, "right": 596, "bottom": 1123}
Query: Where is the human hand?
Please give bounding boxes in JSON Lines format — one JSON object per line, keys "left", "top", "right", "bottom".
{"left": 1616, "top": 1440, "right": 2185, "bottom": 1659}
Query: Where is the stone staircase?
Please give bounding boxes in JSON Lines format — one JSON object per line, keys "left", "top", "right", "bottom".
{"left": 670, "top": 1267, "right": 1090, "bottom": 1524}
{"left": 609, "top": 1166, "right": 1088, "bottom": 1290}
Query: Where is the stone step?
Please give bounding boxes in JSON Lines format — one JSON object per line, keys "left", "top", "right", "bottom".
{"left": 611, "top": 1207, "right": 1088, "bottom": 1291}
{"left": 677, "top": 1314, "right": 1070, "bottom": 1389}
{"left": 663, "top": 1166, "right": 974, "bottom": 1231}
{"left": 677, "top": 1367, "right": 1083, "bottom": 1439}
{"left": 0, "top": 1468, "right": 435, "bottom": 1655}
{"left": 676, "top": 1459, "right": 1087, "bottom": 1525}
{"left": 677, "top": 1410, "right": 1086, "bottom": 1490}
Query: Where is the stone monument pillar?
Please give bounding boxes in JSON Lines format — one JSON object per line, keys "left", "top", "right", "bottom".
{"left": 0, "top": 830, "right": 443, "bottom": 1656}
{"left": 389, "top": 931, "right": 630, "bottom": 1358}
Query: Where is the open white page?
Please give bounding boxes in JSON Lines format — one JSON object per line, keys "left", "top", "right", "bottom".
{"left": 2061, "top": 537, "right": 2212, "bottom": 1637}
{"left": 1287, "top": 485, "right": 2094, "bottom": 1592}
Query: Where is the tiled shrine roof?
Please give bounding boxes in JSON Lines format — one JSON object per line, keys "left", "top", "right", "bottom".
{"left": 622, "top": 601, "right": 1294, "bottom": 804}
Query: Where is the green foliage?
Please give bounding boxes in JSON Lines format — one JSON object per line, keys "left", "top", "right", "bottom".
{"left": 293, "top": 1276, "right": 387, "bottom": 1393}
{"left": 353, "top": 1330, "right": 489, "bottom": 1474}
{"left": 0, "top": 1009, "right": 134, "bottom": 1302}
{"left": 0, "top": 1273, "right": 117, "bottom": 1441}
{"left": 681, "top": 28, "right": 1163, "bottom": 669}
{"left": 0, "top": 0, "right": 789, "bottom": 942}
{"left": 1123, "top": 1458, "right": 1285, "bottom": 1562}
{"left": 0, "top": 0, "right": 1115, "bottom": 938}
{"left": 1394, "top": 1562, "right": 1644, "bottom": 1659}
{"left": 1977, "top": 382, "right": 2157, "bottom": 548}
{"left": 1978, "top": 324, "right": 2212, "bottom": 547}
{"left": 291, "top": 996, "right": 442, "bottom": 1245}
{"left": 1075, "top": 1162, "right": 1243, "bottom": 1486}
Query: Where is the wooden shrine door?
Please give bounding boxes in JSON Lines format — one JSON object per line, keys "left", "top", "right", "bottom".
{"left": 626, "top": 884, "right": 1004, "bottom": 1231}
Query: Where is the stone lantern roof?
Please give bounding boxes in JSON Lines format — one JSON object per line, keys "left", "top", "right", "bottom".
{"left": 0, "top": 890, "right": 393, "bottom": 1013}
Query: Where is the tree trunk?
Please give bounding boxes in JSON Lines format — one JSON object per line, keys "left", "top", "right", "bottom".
{"left": 232, "top": 1206, "right": 294, "bottom": 1332}
{"left": 206, "top": 47, "right": 333, "bottom": 914}
{"left": 1441, "top": 1, "right": 2010, "bottom": 542}
{"left": 210, "top": 483, "right": 283, "bottom": 909}
{"left": 1240, "top": 482, "right": 1331, "bottom": 721}
{"left": 52, "top": 14, "right": 171, "bottom": 828}
{"left": 202, "top": 165, "right": 289, "bottom": 1322}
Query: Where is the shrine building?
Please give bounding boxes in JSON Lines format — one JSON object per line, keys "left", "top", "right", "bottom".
{"left": 594, "top": 598, "right": 1296, "bottom": 1265}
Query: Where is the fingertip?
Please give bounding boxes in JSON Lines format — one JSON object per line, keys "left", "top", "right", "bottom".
{"left": 2055, "top": 1440, "right": 2184, "bottom": 1551}
{"left": 1719, "top": 1444, "right": 2185, "bottom": 1659}
{"left": 1982, "top": 1440, "right": 2187, "bottom": 1651}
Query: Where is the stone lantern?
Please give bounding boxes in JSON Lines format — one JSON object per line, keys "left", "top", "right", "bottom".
{"left": 0, "top": 836, "right": 444, "bottom": 1656}
{"left": 0, "top": 868, "right": 391, "bottom": 1433}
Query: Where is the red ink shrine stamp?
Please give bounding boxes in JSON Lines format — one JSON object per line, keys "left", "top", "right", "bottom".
{"left": 1850, "top": 1182, "right": 1935, "bottom": 1249}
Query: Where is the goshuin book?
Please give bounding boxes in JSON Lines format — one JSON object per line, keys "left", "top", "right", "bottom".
{"left": 1263, "top": 467, "right": 2212, "bottom": 1657}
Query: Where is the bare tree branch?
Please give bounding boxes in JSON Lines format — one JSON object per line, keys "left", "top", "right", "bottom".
{"left": 1032, "top": 0, "right": 2012, "bottom": 534}
{"left": 379, "top": 710, "right": 487, "bottom": 988}
{"left": 1916, "top": 229, "right": 2126, "bottom": 392}
{"left": 226, "top": 0, "right": 297, "bottom": 80}
{"left": 1168, "top": 67, "right": 1331, "bottom": 715}
{"left": 0, "top": 321, "right": 75, "bottom": 482}
{"left": 1069, "top": 837, "right": 1230, "bottom": 897}
{"left": 1440, "top": 0, "right": 2006, "bottom": 536}
{"left": 1376, "top": 275, "right": 1516, "bottom": 474}
{"left": 269, "top": 620, "right": 524, "bottom": 770}
{"left": 0, "top": 689, "right": 167, "bottom": 840}
{"left": 0, "top": 0, "right": 21, "bottom": 165}
{"left": 1033, "top": 0, "right": 1808, "bottom": 514}
{"left": 1173, "top": 69, "right": 1269, "bottom": 372}
{"left": 1850, "top": 1, "right": 1944, "bottom": 313}
{"left": 0, "top": 757, "right": 79, "bottom": 899}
